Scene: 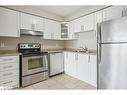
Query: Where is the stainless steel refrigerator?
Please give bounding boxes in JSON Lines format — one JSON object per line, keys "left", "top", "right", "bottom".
{"left": 97, "top": 16, "right": 127, "bottom": 89}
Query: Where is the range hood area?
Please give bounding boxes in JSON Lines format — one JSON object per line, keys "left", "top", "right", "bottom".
{"left": 20, "top": 29, "right": 44, "bottom": 36}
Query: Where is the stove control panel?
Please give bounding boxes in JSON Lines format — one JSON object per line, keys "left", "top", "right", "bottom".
{"left": 19, "top": 43, "right": 41, "bottom": 49}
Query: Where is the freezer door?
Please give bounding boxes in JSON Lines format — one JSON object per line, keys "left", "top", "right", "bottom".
{"left": 99, "top": 43, "right": 127, "bottom": 89}
{"left": 100, "top": 17, "right": 127, "bottom": 43}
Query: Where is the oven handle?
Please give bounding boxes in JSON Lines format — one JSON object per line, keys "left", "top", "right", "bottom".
{"left": 43, "top": 55, "right": 48, "bottom": 70}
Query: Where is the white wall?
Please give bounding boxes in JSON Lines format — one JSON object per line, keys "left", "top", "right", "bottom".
{"left": 0, "top": 36, "right": 65, "bottom": 50}
{"left": 5, "top": 6, "right": 64, "bottom": 21}
{"left": 65, "top": 30, "right": 97, "bottom": 50}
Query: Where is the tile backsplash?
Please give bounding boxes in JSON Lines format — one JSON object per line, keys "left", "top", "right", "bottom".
{"left": 0, "top": 30, "right": 97, "bottom": 50}
{"left": 0, "top": 35, "right": 65, "bottom": 50}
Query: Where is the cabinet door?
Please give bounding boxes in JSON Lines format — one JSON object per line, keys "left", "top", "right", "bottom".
{"left": 77, "top": 54, "right": 89, "bottom": 82}
{"left": 83, "top": 14, "right": 95, "bottom": 31}
{"left": 68, "top": 21, "right": 75, "bottom": 39}
{"left": 43, "top": 18, "right": 52, "bottom": 39}
{"left": 33, "top": 16, "right": 44, "bottom": 31}
{"left": 0, "top": 7, "right": 20, "bottom": 37}
{"left": 95, "top": 10, "right": 103, "bottom": 24}
{"left": 89, "top": 55, "right": 97, "bottom": 87}
{"left": 52, "top": 21, "right": 61, "bottom": 39}
{"left": 74, "top": 17, "right": 83, "bottom": 33}
{"left": 103, "top": 6, "right": 123, "bottom": 21}
{"left": 64, "top": 52, "right": 77, "bottom": 77}
{"left": 20, "top": 13, "right": 33, "bottom": 30}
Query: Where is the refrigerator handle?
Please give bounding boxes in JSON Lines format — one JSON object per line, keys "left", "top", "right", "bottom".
{"left": 97, "top": 23, "right": 101, "bottom": 44}
{"left": 98, "top": 44, "right": 101, "bottom": 64}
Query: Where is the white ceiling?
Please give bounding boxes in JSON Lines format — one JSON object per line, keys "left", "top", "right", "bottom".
{"left": 33, "top": 6, "right": 91, "bottom": 18}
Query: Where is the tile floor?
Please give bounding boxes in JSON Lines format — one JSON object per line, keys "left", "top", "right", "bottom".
{"left": 21, "top": 74, "right": 96, "bottom": 90}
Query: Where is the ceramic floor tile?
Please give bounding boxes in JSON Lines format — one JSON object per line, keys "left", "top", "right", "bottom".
{"left": 22, "top": 74, "right": 96, "bottom": 90}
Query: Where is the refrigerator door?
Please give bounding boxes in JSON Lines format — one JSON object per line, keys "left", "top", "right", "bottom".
{"left": 99, "top": 43, "right": 127, "bottom": 89}
{"left": 100, "top": 17, "right": 127, "bottom": 43}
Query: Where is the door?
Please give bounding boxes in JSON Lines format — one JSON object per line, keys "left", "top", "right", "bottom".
{"left": 0, "top": 7, "right": 20, "bottom": 37}
{"left": 99, "top": 43, "right": 127, "bottom": 89}
{"left": 100, "top": 17, "right": 127, "bottom": 43}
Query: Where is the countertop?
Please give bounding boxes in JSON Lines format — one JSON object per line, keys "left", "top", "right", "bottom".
{"left": 0, "top": 50, "right": 21, "bottom": 56}
{"left": 42, "top": 48, "right": 97, "bottom": 55}
{"left": 0, "top": 48, "right": 97, "bottom": 57}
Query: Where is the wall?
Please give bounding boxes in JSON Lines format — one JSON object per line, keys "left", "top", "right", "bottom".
{"left": 0, "top": 36, "right": 65, "bottom": 50}
{"left": 4, "top": 6, "right": 64, "bottom": 21}
{"left": 65, "top": 30, "right": 97, "bottom": 50}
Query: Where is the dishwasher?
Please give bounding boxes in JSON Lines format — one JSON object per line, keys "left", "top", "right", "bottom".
{"left": 48, "top": 52, "right": 64, "bottom": 76}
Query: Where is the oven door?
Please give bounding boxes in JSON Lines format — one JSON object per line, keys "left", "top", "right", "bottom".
{"left": 22, "top": 55, "right": 48, "bottom": 76}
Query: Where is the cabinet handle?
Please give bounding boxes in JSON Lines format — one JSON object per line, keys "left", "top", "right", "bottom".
{"left": 88, "top": 55, "right": 90, "bottom": 63}
{"left": 3, "top": 66, "right": 13, "bottom": 69}
{"left": 31, "top": 24, "right": 35, "bottom": 30}
{"left": 3, "top": 58, "right": 13, "bottom": 61}
{"left": 66, "top": 53, "right": 68, "bottom": 59}
{"left": 81, "top": 25, "right": 84, "bottom": 31}
{"left": 3, "top": 73, "right": 13, "bottom": 76}
{"left": 51, "top": 33, "right": 54, "bottom": 39}
{"left": 75, "top": 54, "right": 78, "bottom": 60}
{"left": 3, "top": 81, "right": 13, "bottom": 84}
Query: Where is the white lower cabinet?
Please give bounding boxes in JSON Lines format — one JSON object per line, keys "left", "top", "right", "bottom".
{"left": 64, "top": 52, "right": 97, "bottom": 87}
{"left": 0, "top": 56, "right": 19, "bottom": 89}
{"left": 64, "top": 52, "right": 77, "bottom": 77}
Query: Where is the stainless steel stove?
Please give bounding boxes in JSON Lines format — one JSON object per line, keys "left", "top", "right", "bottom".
{"left": 18, "top": 43, "right": 49, "bottom": 87}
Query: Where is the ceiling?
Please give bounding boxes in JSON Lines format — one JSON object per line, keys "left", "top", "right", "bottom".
{"left": 33, "top": 6, "right": 93, "bottom": 18}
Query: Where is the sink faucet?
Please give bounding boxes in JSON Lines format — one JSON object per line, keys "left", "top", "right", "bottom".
{"left": 80, "top": 46, "right": 88, "bottom": 52}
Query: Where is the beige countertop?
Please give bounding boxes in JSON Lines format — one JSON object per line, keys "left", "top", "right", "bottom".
{"left": 42, "top": 48, "right": 97, "bottom": 55}
{"left": 0, "top": 48, "right": 97, "bottom": 56}
{"left": 0, "top": 50, "right": 21, "bottom": 56}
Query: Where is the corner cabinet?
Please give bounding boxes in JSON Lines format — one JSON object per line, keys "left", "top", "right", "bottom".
{"left": 0, "top": 7, "right": 20, "bottom": 37}
{"left": 20, "top": 13, "right": 44, "bottom": 31}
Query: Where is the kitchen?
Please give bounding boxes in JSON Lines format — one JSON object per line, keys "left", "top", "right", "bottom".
{"left": 0, "top": 5, "right": 127, "bottom": 90}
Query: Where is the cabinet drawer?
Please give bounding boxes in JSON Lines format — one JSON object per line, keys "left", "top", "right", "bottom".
{"left": 0, "top": 56, "right": 19, "bottom": 63}
{"left": 0, "top": 62, "right": 18, "bottom": 71}
{"left": 0, "top": 70, "right": 18, "bottom": 80}
{"left": 0, "top": 76, "right": 19, "bottom": 89}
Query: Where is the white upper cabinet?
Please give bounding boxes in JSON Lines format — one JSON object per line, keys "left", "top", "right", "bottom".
{"left": 68, "top": 13, "right": 95, "bottom": 35}
{"left": 20, "top": 13, "right": 44, "bottom": 31}
{"left": 0, "top": 7, "right": 20, "bottom": 37}
{"left": 102, "top": 6, "right": 123, "bottom": 21}
{"left": 44, "top": 18, "right": 61, "bottom": 39}
{"left": 20, "top": 13, "right": 33, "bottom": 30}
{"left": 68, "top": 20, "right": 75, "bottom": 39}
{"left": 52, "top": 21, "right": 61, "bottom": 39}
{"left": 33, "top": 16, "right": 44, "bottom": 31}
{"left": 82, "top": 13, "right": 95, "bottom": 31}
{"left": 95, "top": 10, "right": 103, "bottom": 24}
